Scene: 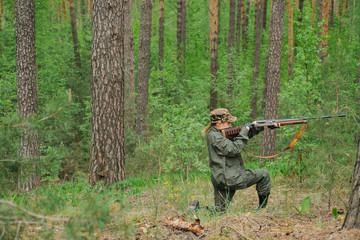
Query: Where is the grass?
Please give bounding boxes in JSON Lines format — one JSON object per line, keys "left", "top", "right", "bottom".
{"left": 0, "top": 170, "right": 357, "bottom": 239}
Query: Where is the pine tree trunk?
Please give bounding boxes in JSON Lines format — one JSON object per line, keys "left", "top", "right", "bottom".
{"left": 177, "top": 0, "right": 186, "bottom": 76}
{"left": 312, "top": 0, "right": 316, "bottom": 25}
{"left": 261, "top": 0, "right": 285, "bottom": 159}
{"left": 89, "top": 0, "right": 126, "bottom": 186}
{"left": 241, "top": 0, "right": 250, "bottom": 51}
{"left": 330, "top": 0, "right": 334, "bottom": 27}
{"left": 136, "top": 0, "right": 152, "bottom": 135}
{"left": 262, "top": 0, "right": 267, "bottom": 29}
{"left": 250, "top": 0, "right": 263, "bottom": 120}
{"left": 15, "top": 0, "right": 40, "bottom": 191}
{"left": 124, "top": 0, "right": 136, "bottom": 129}
{"left": 235, "top": 0, "right": 242, "bottom": 53}
{"left": 343, "top": 131, "right": 360, "bottom": 229}
{"left": 209, "top": 0, "right": 218, "bottom": 110}
{"left": 68, "top": 0, "right": 81, "bottom": 69}
{"left": 62, "top": 0, "right": 67, "bottom": 21}
{"left": 288, "top": 0, "right": 294, "bottom": 77}
{"left": 321, "top": 0, "right": 329, "bottom": 60}
{"left": 88, "top": 0, "right": 92, "bottom": 16}
{"left": 159, "top": 0, "right": 164, "bottom": 75}
{"left": 297, "top": 0, "right": 304, "bottom": 23}
{"left": 1, "top": 0, "right": 4, "bottom": 30}
{"left": 227, "top": 0, "right": 236, "bottom": 102}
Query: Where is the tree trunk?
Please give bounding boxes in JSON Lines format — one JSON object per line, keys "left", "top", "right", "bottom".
{"left": 343, "top": 131, "right": 360, "bottom": 229}
{"left": 227, "top": 0, "right": 236, "bottom": 102}
{"left": 235, "top": 0, "right": 242, "bottom": 53}
{"left": 62, "top": 0, "right": 67, "bottom": 21}
{"left": 1, "top": 0, "right": 4, "bottom": 30}
{"left": 89, "top": 0, "right": 126, "bottom": 186}
{"left": 330, "top": 0, "right": 334, "bottom": 27}
{"left": 209, "top": 0, "right": 218, "bottom": 110}
{"left": 241, "top": 0, "right": 250, "bottom": 51}
{"left": 159, "top": 0, "right": 164, "bottom": 76}
{"left": 262, "top": 0, "right": 267, "bottom": 29}
{"left": 15, "top": 0, "right": 40, "bottom": 191}
{"left": 312, "top": 0, "right": 316, "bottom": 25}
{"left": 297, "top": 0, "right": 304, "bottom": 23}
{"left": 177, "top": 0, "right": 186, "bottom": 76}
{"left": 68, "top": 0, "right": 81, "bottom": 69}
{"left": 288, "top": 0, "right": 294, "bottom": 77}
{"left": 88, "top": 0, "right": 92, "bottom": 16}
{"left": 321, "top": 0, "right": 329, "bottom": 60}
{"left": 250, "top": 0, "right": 263, "bottom": 120}
{"left": 136, "top": 0, "right": 152, "bottom": 135}
{"left": 124, "top": 0, "right": 136, "bottom": 129}
{"left": 261, "top": 0, "right": 285, "bottom": 159}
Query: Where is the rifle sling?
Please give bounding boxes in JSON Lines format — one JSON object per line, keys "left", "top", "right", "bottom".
{"left": 246, "top": 123, "right": 307, "bottom": 159}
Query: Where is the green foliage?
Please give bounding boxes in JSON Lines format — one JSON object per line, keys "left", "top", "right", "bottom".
{"left": 293, "top": 196, "right": 311, "bottom": 217}
{"left": 332, "top": 207, "right": 339, "bottom": 219}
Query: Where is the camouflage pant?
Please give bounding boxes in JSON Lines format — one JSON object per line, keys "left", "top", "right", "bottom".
{"left": 212, "top": 169, "right": 271, "bottom": 212}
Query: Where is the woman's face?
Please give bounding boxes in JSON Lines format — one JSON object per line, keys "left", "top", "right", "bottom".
{"left": 215, "top": 121, "right": 231, "bottom": 130}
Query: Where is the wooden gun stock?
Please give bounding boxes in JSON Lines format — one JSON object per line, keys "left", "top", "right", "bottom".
{"left": 221, "top": 114, "right": 346, "bottom": 140}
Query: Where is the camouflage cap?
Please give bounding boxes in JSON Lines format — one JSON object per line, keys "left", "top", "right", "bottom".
{"left": 209, "top": 108, "right": 237, "bottom": 123}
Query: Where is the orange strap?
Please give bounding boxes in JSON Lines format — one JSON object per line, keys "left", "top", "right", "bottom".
{"left": 247, "top": 123, "right": 307, "bottom": 159}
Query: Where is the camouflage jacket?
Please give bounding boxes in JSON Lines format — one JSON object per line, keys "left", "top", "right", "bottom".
{"left": 206, "top": 126, "right": 262, "bottom": 189}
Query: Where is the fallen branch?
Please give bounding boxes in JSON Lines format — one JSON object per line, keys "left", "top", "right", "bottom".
{"left": 220, "top": 225, "right": 252, "bottom": 240}
{"left": 0, "top": 200, "right": 69, "bottom": 222}
{"left": 11, "top": 90, "right": 72, "bottom": 128}
{"left": 166, "top": 216, "right": 205, "bottom": 236}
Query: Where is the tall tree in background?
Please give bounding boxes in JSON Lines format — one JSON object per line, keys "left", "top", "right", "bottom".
{"left": 330, "top": 0, "right": 334, "bottom": 27}
{"left": 159, "top": 0, "right": 164, "bottom": 83}
{"left": 312, "top": 0, "right": 316, "bottom": 25}
{"left": 342, "top": 32, "right": 360, "bottom": 228}
{"left": 124, "top": 0, "right": 135, "bottom": 129}
{"left": 261, "top": 0, "right": 285, "bottom": 159}
{"left": 15, "top": 0, "right": 40, "bottom": 191}
{"left": 209, "top": 0, "right": 219, "bottom": 110}
{"left": 288, "top": 0, "right": 294, "bottom": 77}
{"left": 68, "top": 0, "right": 81, "bottom": 69}
{"left": 235, "top": 0, "right": 242, "bottom": 53}
{"left": 250, "top": 0, "right": 263, "bottom": 120}
{"left": 321, "top": 0, "right": 330, "bottom": 60}
{"left": 89, "top": 0, "right": 125, "bottom": 186}
{"left": 241, "top": 0, "right": 250, "bottom": 50}
{"left": 136, "top": 0, "right": 152, "bottom": 135}
{"left": 262, "top": 0, "right": 267, "bottom": 29}
{"left": 227, "top": 0, "right": 236, "bottom": 102}
{"left": 62, "top": 0, "right": 67, "bottom": 21}
{"left": 1, "top": 0, "right": 4, "bottom": 30}
{"left": 177, "top": 0, "right": 187, "bottom": 76}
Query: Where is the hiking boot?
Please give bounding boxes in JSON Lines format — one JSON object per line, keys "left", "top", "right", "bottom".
{"left": 188, "top": 199, "right": 200, "bottom": 212}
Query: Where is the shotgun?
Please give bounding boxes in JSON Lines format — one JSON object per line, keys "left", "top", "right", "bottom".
{"left": 221, "top": 114, "right": 346, "bottom": 140}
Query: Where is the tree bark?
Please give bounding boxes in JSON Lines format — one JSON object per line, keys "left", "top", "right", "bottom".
{"left": 159, "top": 0, "right": 164, "bottom": 76}
{"left": 343, "top": 131, "right": 360, "bottom": 229}
{"left": 297, "top": 0, "right": 304, "bottom": 23}
{"left": 227, "top": 0, "right": 236, "bottom": 102}
{"left": 88, "top": 0, "right": 92, "bottom": 17}
{"left": 241, "top": 0, "right": 250, "bottom": 51}
{"left": 62, "top": 0, "right": 67, "bottom": 21}
{"left": 261, "top": 0, "right": 285, "bottom": 159}
{"left": 250, "top": 0, "right": 263, "bottom": 120}
{"left": 1, "top": 0, "right": 4, "bottom": 30}
{"left": 330, "top": 0, "right": 334, "bottom": 27}
{"left": 177, "top": 0, "right": 186, "bottom": 76}
{"left": 312, "top": 0, "right": 316, "bottom": 25}
{"left": 136, "top": 0, "right": 152, "bottom": 135}
{"left": 321, "top": 0, "right": 329, "bottom": 60}
{"left": 89, "top": 0, "right": 126, "bottom": 186}
{"left": 288, "top": 0, "right": 294, "bottom": 77}
{"left": 15, "top": 0, "right": 40, "bottom": 191}
{"left": 124, "top": 0, "right": 136, "bottom": 129}
{"left": 68, "top": 0, "right": 81, "bottom": 69}
{"left": 262, "top": 0, "right": 267, "bottom": 29}
{"left": 209, "top": 0, "right": 218, "bottom": 110}
{"left": 235, "top": 0, "right": 242, "bottom": 53}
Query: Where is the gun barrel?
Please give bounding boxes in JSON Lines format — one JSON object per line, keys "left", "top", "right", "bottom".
{"left": 253, "top": 114, "right": 346, "bottom": 125}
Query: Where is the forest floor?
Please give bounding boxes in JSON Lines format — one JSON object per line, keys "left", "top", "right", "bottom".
{"left": 114, "top": 176, "right": 360, "bottom": 240}
{"left": 8, "top": 174, "right": 360, "bottom": 239}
